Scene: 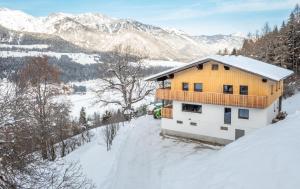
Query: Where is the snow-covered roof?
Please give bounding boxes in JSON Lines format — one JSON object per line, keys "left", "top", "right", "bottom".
{"left": 145, "top": 55, "right": 294, "bottom": 81}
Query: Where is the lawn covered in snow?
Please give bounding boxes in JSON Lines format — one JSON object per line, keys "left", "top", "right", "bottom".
{"left": 62, "top": 93, "right": 300, "bottom": 189}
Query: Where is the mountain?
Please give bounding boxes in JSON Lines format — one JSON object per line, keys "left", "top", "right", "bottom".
{"left": 0, "top": 7, "right": 245, "bottom": 61}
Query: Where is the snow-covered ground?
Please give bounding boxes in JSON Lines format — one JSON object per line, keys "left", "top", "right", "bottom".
{"left": 61, "top": 92, "right": 300, "bottom": 189}
{"left": 0, "top": 49, "right": 185, "bottom": 66}
{"left": 0, "top": 50, "right": 101, "bottom": 64}
{"left": 59, "top": 79, "right": 155, "bottom": 118}
{"left": 0, "top": 44, "right": 49, "bottom": 49}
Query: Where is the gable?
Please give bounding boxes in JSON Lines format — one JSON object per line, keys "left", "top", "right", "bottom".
{"left": 144, "top": 55, "right": 294, "bottom": 82}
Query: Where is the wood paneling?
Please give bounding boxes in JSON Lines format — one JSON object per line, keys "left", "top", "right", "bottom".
{"left": 162, "top": 107, "right": 173, "bottom": 119}
{"left": 171, "top": 61, "right": 283, "bottom": 97}
{"left": 157, "top": 89, "right": 270, "bottom": 109}
{"left": 159, "top": 60, "right": 283, "bottom": 108}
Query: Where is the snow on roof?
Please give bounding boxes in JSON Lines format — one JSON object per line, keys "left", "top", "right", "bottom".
{"left": 145, "top": 55, "right": 294, "bottom": 81}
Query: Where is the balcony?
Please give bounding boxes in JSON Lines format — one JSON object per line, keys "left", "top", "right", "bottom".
{"left": 156, "top": 88, "right": 269, "bottom": 109}
{"left": 161, "top": 106, "right": 173, "bottom": 119}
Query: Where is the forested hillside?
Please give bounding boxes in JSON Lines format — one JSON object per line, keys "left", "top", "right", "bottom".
{"left": 239, "top": 4, "right": 300, "bottom": 74}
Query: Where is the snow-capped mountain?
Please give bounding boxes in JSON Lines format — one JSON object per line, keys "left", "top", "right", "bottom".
{"left": 0, "top": 7, "right": 245, "bottom": 61}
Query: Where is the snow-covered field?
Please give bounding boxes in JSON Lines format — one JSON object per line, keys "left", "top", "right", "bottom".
{"left": 0, "top": 44, "right": 49, "bottom": 49}
{"left": 0, "top": 50, "right": 101, "bottom": 64}
{"left": 61, "top": 92, "right": 300, "bottom": 189}
{"left": 0, "top": 48, "right": 186, "bottom": 66}
{"left": 59, "top": 79, "right": 155, "bottom": 118}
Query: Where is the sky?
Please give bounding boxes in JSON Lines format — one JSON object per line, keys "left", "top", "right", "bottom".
{"left": 0, "top": 0, "right": 298, "bottom": 35}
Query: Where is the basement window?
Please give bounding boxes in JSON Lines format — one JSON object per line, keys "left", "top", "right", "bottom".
{"left": 212, "top": 64, "right": 219, "bottom": 70}
{"left": 182, "top": 103, "right": 202, "bottom": 113}
{"left": 238, "top": 109, "right": 249, "bottom": 119}
{"left": 190, "top": 122, "right": 197, "bottom": 126}
{"left": 221, "top": 126, "right": 228, "bottom": 131}
{"left": 177, "top": 120, "right": 183, "bottom": 124}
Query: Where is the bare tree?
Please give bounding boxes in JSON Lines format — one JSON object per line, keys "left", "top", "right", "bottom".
{"left": 95, "top": 45, "right": 154, "bottom": 120}
{"left": 0, "top": 65, "right": 95, "bottom": 189}
{"left": 19, "top": 56, "right": 61, "bottom": 160}
{"left": 102, "top": 114, "right": 120, "bottom": 151}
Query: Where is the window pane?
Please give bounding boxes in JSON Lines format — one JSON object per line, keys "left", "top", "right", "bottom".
{"left": 223, "top": 85, "right": 233, "bottom": 94}
{"left": 182, "top": 104, "right": 202, "bottom": 113}
{"left": 238, "top": 109, "right": 249, "bottom": 119}
{"left": 182, "top": 83, "right": 189, "bottom": 91}
{"left": 194, "top": 83, "right": 203, "bottom": 92}
{"left": 240, "top": 85, "right": 248, "bottom": 95}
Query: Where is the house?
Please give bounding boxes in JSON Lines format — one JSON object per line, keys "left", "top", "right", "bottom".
{"left": 145, "top": 55, "right": 293, "bottom": 145}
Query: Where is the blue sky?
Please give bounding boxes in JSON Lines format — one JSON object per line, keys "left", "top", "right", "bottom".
{"left": 0, "top": 0, "right": 298, "bottom": 35}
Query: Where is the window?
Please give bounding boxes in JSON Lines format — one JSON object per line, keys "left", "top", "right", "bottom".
{"left": 221, "top": 126, "right": 228, "bottom": 131}
{"left": 240, "top": 85, "right": 248, "bottom": 95}
{"left": 238, "top": 109, "right": 249, "bottom": 119}
{"left": 182, "top": 83, "right": 189, "bottom": 91}
{"left": 177, "top": 120, "right": 183, "bottom": 124}
{"left": 182, "top": 103, "right": 202, "bottom": 113}
{"left": 224, "top": 108, "right": 231, "bottom": 124}
{"left": 190, "top": 122, "right": 197, "bottom": 126}
{"left": 262, "top": 78, "right": 267, "bottom": 83}
{"left": 194, "top": 83, "right": 203, "bottom": 92}
{"left": 224, "top": 66, "right": 230, "bottom": 70}
{"left": 223, "top": 85, "right": 233, "bottom": 94}
{"left": 212, "top": 64, "right": 219, "bottom": 70}
{"left": 197, "top": 64, "right": 203, "bottom": 70}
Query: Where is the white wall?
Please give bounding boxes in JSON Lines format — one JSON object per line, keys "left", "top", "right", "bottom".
{"left": 162, "top": 100, "right": 279, "bottom": 141}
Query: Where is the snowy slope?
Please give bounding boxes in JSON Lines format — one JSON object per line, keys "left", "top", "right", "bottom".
{"left": 0, "top": 7, "right": 244, "bottom": 61}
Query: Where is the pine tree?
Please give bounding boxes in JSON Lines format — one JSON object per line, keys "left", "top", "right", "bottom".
{"left": 287, "top": 13, "right": 297, "bottom": 72}
{"left": 231, "top": 48, "right": 237, "bottom": 55}
{"left": 79, "top": 107, "right": 87, "bottom": 128}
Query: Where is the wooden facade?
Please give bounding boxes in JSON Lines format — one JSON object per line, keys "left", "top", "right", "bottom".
{"left": 161, "top": 107, "right": 173, "bottom": 119}
{"left": 156, "top": 60, "right": 283, "bottom": 114}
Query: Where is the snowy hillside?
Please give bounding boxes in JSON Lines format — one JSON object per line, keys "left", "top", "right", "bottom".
{"left": 0, "top": 7, "right": 244, "bottom": 61}
{"left": 61, "top": 92, "right": 300, "bottom": 189}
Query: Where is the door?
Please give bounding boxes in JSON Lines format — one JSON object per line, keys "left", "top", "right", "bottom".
{"left": 235, "top": 129, "right": 245, "bottom": 140}
{"left": 224, "top": 108, "right": 231, "bottom": 124}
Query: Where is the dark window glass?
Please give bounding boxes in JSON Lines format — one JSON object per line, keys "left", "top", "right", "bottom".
{"left": 224, "top": 108, "right": 231, "bottom": 124}
{"left": 177, "top": 120, "right": 183, "bottom": 124}
{"left": 197, "top": 64, "right": 203, "bottom": 70}
{"left": 240, "top": 85, "right": 248, "bottom": 95}
{"left": 190, "top": 122, "right": 197, "bottom": 126}
{"left": 194, "top": 83, "right": 203, "bottom": 92}
{"left": 224, "top": 66, "right": 230, "bottom": 70}
{"left": 182, "top": 104, "right": 202, "bottom": 113}
{"left": 182, "top": 83, "right": 189, "bottom": 91}
{"left": 238, "top": 109, "right": 249, "bottom": 119}
{"left": 212, "top": 64, "right": 219, "bottom": 70}
{"left": 223, "top": 85, "right": 233, "bottom": 94}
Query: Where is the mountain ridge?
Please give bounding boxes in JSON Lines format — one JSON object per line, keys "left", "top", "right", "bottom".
{"left": 0, "top": 7, "right": 245, "bottom": 61}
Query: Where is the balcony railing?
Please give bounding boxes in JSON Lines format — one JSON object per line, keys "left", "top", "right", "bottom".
{"left": 161, "top": 107, "right": 173, "bottom": 119}
{"left": 156, "top": 88, "right": 269, "bottom": 109}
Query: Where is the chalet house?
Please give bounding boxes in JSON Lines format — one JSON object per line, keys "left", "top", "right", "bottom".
{"left": 145, "top": 55, "right": 293, "bottom": 145}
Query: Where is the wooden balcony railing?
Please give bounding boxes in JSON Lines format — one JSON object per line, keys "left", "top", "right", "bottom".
{"left": 156, "top": 88, "right": 269, "bottom": 109}
{"left": 161, "top": 107, "right": 173, "bottom": 119}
